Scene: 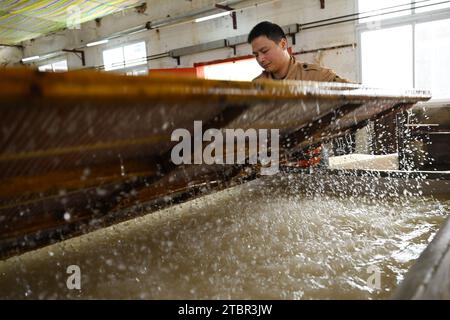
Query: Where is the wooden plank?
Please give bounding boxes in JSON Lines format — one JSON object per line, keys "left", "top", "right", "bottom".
{"left": 0, "top": 68, "right": 431, "bottom": 259}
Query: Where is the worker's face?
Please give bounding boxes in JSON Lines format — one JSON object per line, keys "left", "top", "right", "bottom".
{"left": 251, "top": 35, "right": 288, "bottom": 73}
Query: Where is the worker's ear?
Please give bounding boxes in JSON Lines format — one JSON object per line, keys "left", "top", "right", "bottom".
{"left": 279, "top": 38, "right": 288, "bottom": 50}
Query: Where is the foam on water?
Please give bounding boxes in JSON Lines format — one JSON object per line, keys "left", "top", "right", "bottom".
{"left": 0, "top": 174, "right": 448, "bottom": 299}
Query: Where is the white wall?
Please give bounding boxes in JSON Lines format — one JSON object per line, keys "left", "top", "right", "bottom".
{"left": 3, "top": 0, "right": 358, "bottom": 81}
{"left": 0, "top": 46, "right": 23, "bottom": 67}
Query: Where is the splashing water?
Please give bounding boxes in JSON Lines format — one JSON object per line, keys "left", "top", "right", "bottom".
{"left": 0, "top": 173, "right": 448, "bottom": 299}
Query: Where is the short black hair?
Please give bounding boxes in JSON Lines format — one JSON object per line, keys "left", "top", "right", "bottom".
{"left": 247, "top": 21, "right": 286, "bottom": 44}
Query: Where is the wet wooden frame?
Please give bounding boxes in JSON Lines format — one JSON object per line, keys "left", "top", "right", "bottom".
{"left": 0, "top": 68, "right": 431, "bottom": 259}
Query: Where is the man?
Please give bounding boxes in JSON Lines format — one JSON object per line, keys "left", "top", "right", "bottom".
{"left": 248, "top": 21, "right": 351, "bottom": 168}
{"left": 249, "top": 21, "right": 350, "bottom": 83}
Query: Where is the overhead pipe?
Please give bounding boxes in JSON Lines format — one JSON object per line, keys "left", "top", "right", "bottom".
{"left": 146, "top": 0, "right": 276, "bottom": 29}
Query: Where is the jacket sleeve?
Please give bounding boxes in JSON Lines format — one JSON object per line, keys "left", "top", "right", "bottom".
{"left": 322, "top": 68, "right": 352, "bottom": 83}
{"left": 252, "top": 71, "right": 268, "bottom": 82}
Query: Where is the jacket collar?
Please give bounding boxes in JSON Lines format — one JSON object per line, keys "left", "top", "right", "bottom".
{"left": 268, "top": 55, "right": 295, "bottom": 80}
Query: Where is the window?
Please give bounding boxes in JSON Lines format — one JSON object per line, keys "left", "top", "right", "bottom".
{"left": 358, "top": 1, "right": 450, "bottom": 101}
{"left": 126, "top": 67, "right": 149, "bottom": 76}
{"left": 52, "top": 60, "right": 68, "bottom": 72}
{"left": 415, "top": 0, "right": 450, "bottom": 13}
{"left": 38, "top": 60, "right": 68, "bottom": 72}
{"left": 103, "top": 47, "right": 124, "bottom": 71}
{"left": 203, "top": 58, "right": 263, "bottom": 81}
{"left": 360, "top": 25, "right": 413, "bottom": 89}
{"left": 415, "top": 18, "right": 450, "bottom": 99}
{"left": 358, "top": 0, "right": 411, "bottom": 23}
{"left": 38, "top": 64, "right": 52, "bottom": 72}
{"left": 123, "top": 42, "right": 147, "bottom": 68}
{"left": 358, "top": 0, "right": 450, "bottom": 21}
{"left": 103, "top": 41, "right": 147, "bottom": 71}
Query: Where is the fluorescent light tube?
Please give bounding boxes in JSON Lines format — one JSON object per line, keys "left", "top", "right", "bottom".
{"left": 195, "top": 11, "right": 230, "bottom": 23}
{"left": 21, "top": 56, "right": 40, "bottom": 62}
{"left": 86, "top": 39, "right": 109, "bottom": 47}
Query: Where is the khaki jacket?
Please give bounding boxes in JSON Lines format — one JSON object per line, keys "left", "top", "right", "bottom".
{"left": 253, "top": 56, "right": 350, "bottom": 83}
